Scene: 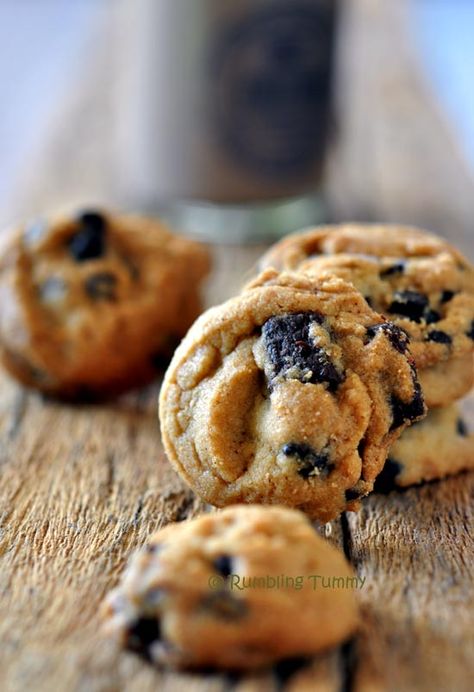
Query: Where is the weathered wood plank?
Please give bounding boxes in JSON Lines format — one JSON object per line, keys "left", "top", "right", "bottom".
{"left": 345, "top": 472, "right": 474, "bottom": 692}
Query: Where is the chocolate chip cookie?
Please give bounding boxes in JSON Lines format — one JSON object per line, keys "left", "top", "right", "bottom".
{"left": 259, "top": 224, "right": 474, "bottom": 407}
{"left": 375, "top": 403, "right": 474, "bottom": 492}
{"left": 159, "top": 269, "right": 425, "bottom": 521}
{"left": 0, "top": 209, "right": 210, "bottom": 398}
{"left": 103, "top": 505, "right": 359, "bottom": 669}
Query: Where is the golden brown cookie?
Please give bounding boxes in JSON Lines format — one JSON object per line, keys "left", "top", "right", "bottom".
{"left": 103, "top": 505, "right": 359, "bottom": 670}
{"left": 159, "top": 269, "right": 425, "bottom": 521}
{"left": 259, "top": 224, "right": 474, "bottom": 407}
{"left": 0, "top": 209, "right": 210, "bottom": 398}
{"left": 375, "top": 403, "right": 474, "bottom": 491}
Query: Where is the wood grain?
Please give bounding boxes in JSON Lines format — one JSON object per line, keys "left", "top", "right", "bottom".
{"left": 348, "top": 475, "right": 474, "bottom": 692}
{"left": 0, "top": 0, "right": 473, "bottom": 690}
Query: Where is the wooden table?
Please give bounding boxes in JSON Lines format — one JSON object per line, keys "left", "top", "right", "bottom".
{"left": 0, "top": 1, "right": 473, "bottom": 690}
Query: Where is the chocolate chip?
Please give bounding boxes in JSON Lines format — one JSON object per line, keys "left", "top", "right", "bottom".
{"left": 457, "top": 418, "right": 468, "bottom": 437}
{"left": 390, "top": 380, "right": 425, "bottom": 431}
{"left": 424, "top": 309, "right": 441, "bottom": 324}
{"left": 380, "top": 262, "right": 405, "bottom": 277}
{"left": 282, "top": 442, "right": 332, "bottom": 479}
{"left": 201, "top": 591, "right": 247, "bottom": 620}
{"left": 85, "top": 272, "right": 117, "bottom": 301}
{"left": 366, "top": 322, "right": 409, "bottom": 353}
{"left": 76, "top": 209, "right": 106, "bottom": 230}
{"left": 388, "top": 290, "right": 428, "bottom": 322}
{"left": 68, "top": 211, "right": 106, "bottom": 261}
{"left": 262, "top": 313, "right": 344, "bottom": 391}
{"left": 425, "top": 330, "right": 452, "bottom": 344}
{"left": 373, "top": 458, "right": 403, "bottom": 494}
{"left": 466, "top": 320, "right": 474, "bottom": 340}
{"left": 440, "top": 290, "right": 456, "bottom": 303}
{"left": 126, "top": 617, "right": 161, "bottom": 660}
{"left": 213, "top": 555, "right": 233, "bottom": 579}
{"left": 345, "top": 488, "right": 362, "bottom": 501}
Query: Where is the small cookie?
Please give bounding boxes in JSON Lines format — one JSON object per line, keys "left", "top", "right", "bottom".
{"left": 159, "top": 269, "right": 425, "bottom": 521}
{"left": 0, "top": 210, "right": 210, "bottom": 397}
{"left": 259, "top": 224, "right": 474, "bottom": 407}
{"left": 103, "top": 505, "right": 359, "bottom": 670}
{"left": 375, "top": 404, "right": 474, "bottom": 491}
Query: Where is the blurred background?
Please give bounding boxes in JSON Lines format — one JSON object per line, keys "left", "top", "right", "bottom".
{"left": 0, "top": 0, "right": 473, "bottom": 253}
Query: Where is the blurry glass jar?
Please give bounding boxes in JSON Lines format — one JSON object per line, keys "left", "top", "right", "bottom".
{"left": 119, "top": 0, "right": 339, "bottom": 242}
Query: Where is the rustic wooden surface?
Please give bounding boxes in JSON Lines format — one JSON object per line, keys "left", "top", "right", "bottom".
{"left": 0, "top": 1, "right": 473, "bottom": 691}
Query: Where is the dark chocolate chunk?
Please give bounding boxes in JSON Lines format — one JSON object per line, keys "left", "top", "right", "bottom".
{"left": 380, "top": 261, "right": 405, "bottom": 277}
{"left": 390, "top": 380, "right": 425, "bottom": 431}
{"left": 425, "top": 330, "right": 452, "bottom": 345}
{"left": 262, "top": 313, "right": 344, "bottom": 391}
{"left": 388, "top": 290, "right": 428, "bottom": 323}
{"left": 213, "top": 555, "right": 233, "bottom": 579}
{"left": 76, "top": 210, "right": 106, "bottom": 231}
{"left": 201, "top": 591, "right": 247, "bottom": 620}
{"left": 466, "top": 320, "right": 474, "bottom": 340}
{"left": 424, "top": 309, "right": 441, "bottom": 324}
{"left": 440, "top": 290, "right": 455, "bottom": 303}
{"left": 282, "top": 442, "right": 332, "bottom": 479}
{"left": 366, "top": 322, "right": 409, "bottom": 353}
{"left": 457, "top": 418, "right": 468, "bottom": 437}
{"left": 126, "top": 617, "right": 161, "bottom": 660}
{"left": 85, "top": 272, "right": 117, "bottom": 301}
{"left": 68, "top": 210, "right": 106, "bottom": 261}
{"left": 345, "top": 488, "right": 362, "bottom": 501}
{"left": 373, "top": 458, "right": 403, "bottom": 494}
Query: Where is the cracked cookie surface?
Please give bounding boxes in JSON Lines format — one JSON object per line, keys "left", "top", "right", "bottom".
{"left": 159, "top": 270, "right": 425, "bottom": 521}
{"left": 259, "top": 224, "right": 474, "bottom": 407}
{"left": 103, "top": 505, "right": 359, "bottom": 670}
{"left": 0, "top": 210, "right": 210, "bottom": 397}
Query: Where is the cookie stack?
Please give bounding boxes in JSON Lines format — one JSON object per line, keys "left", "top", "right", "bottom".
{"left": 160, "top": 224, "right": 474, "bottom": 521}
{"left": 110, "top": 223, "right": 474, "bottom": 671}
{"left": 258, "top": 224, "right": 474, "bottom": 493}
